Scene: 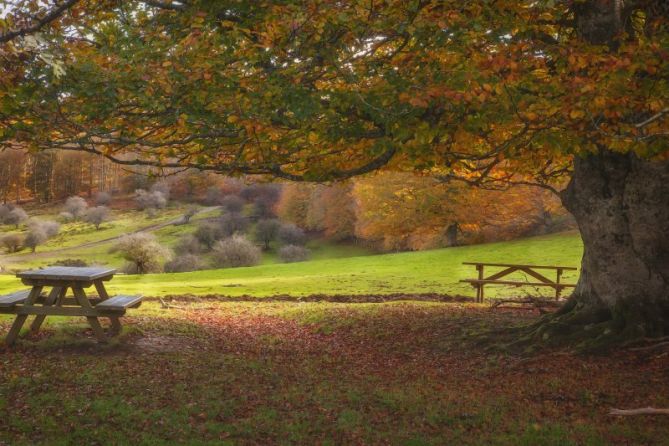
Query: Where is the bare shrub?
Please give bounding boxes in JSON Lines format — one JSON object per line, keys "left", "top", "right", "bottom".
{"left": 164, "top": 254, "right": 203, "bottom": 273}
{"left": 1, "top": 234, "right": 22, "bottom": 253}
{"left": 194, "top": 222, "right": 224, "bottom": 250}
{"left": 85, "top": 206, "right": 110, "bottom": 230}
{"left": 4, "top": 207, "right": 28, "bottom": 228}
{"left": 28, "top": 219, "right": 60, "bottom": 238}
{"left": 278, "top": 223, "right": 306, "bottom": 246}
{"left": 135, "top": 189, "right": 168, "bottom": 211}
{"left": 174, "top": 235, "right": 204, "bottom": 255}
{"left": 220, "top": 195, "right": 245, "bottom": 214}
{"left": 150, "top": 181, "right": 171, "bottom": 201}
{"left": 255, "top": 218, "right": 281, "bottom": 250}
{"left": 211, "top": 235, "right": 261, "bottom": 268}
{"left": 59, "top": 211, "right": 74, "bottom": 222}
{"left": 278, "top": 244, "right": 311, "bottom": 263}
{"left": 64, "top": 196, "right": 88, "bottom": 220}
{"left": 24, "top": 228, "right": 47, "bottom": 253}
{"left": 116, "top": 233, "right": 172, "bottom": 274}
{"left": 94, "top": 191, "right": 112, "bottom": 206}
{"left": 219, "top": 212, "right": 248, "bottom": 237}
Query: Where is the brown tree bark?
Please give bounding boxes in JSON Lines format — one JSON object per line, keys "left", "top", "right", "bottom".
{"left": 525, "top": 150, "right": 669, "bottom": 347}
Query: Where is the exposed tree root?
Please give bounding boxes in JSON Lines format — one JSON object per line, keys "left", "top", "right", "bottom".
{"left": 479, "top": 296, "right": 669, "bottom": 354}
{"left": 609, "top": 407, "right": 669, "bottom": 416}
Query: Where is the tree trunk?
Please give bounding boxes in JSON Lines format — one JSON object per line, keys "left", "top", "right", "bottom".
{"left": 532, "top": 150, "right": 669, "bottom": 346}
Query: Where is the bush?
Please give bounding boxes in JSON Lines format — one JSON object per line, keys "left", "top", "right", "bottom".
{"left": 94, "top": 191, "right": 112, "bottom": 206}
{"left": 278, "top": 223, "right": 306, "bottom": 246}
{"left": 64, "top": 196, "right": 88, "bottom": 220}
{"left": 24, "top": 228, "right": 47, "bottom": 253}
{"left": 219, "top": 212, "right": 248, "bottom": 237}
{"left": 194, "top": 222, "right": 224, "bottom": 250}
{"left": 180, "top": 206, "right": 198, "bottom": 224}
{"left": 240, "top": 183, "right": 281, "bottom": 204}
{"left": 255, "top": 218, "right": 281, "bottom": 250}
{"left": 211, "top": 235, "right": 261, "bottom": 268}
{"left": 204, "top": 186, "right": 223, "bottom": 205}
{"left": 27, "top": 219, "right": 60, "bottom": 241}
{"left": 36, "top": 220, "right": 61, "bottom": 238}
{"left": 1, "top": 234, "right": 22, "bottom": 253}
{"left": 253, "top": 195, "right": 277, "bottom": 219}
{"left": 174, "top": 235, "right": 204, "bottom": 255}
{"left": 84, "top": 206, "right": 110, "bottom": 230}
{"left": 135, "top": 189, "right": 168, "bottom": 211}
{"left": 4, "top": 207, "right": 28, "bottom": 228}
{"left": 116, "top": 233, "right": 172, "bottom": 274}
{"left": 50, "top": 259, "right": 88, "bottom": 267}
{"left": 0, "top": 204, "right": 13, "bottom": 222}
{"left": 59, "top": 211, "right": 74, "bottom": 222}
{"left": 278, "top": 244, "right": 311, "bottom": 263}
{"left": 220, "top": 195, "right": 245, "bottom": 214}
{"left": 150, "top": 181, "right": 171, "bottom": 201}
{"left": 164, "top": 254, "right": 203, "bottom": 273}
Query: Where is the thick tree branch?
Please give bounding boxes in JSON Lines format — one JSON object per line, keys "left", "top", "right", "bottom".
{"left": 0, "top": 0, "right": 80, "bottom": 43}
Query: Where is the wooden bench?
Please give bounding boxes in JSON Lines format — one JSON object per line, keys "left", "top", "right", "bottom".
{"left": 460, "top": 262, "right": 577, "bottom": 303}
{"left": 0, "top": 290, "right": 32, "bottom": 308}
{"left": 95, "top": 295, "right": 143, "bottom": 313}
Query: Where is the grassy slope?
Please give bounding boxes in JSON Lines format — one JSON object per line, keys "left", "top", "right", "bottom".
{"left": 0, "top": 231, "right": 582, "bottom": 298}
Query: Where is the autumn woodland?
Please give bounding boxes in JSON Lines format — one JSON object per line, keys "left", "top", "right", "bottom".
{"left": 0, "top": 1, "right": 668, "bottom": 444}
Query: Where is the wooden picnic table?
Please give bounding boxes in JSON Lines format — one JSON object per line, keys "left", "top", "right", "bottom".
{"left": 1, "top": 267, "right": 141, "bottom": 346}
{"left": 460, "top": 262, "right": 577, "bottom": 302}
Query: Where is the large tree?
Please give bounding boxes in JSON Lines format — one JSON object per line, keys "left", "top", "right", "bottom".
{"left": 1, "top": 0, "right": 668, "bottom": 345}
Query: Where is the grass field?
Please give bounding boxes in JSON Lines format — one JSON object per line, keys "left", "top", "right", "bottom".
{"left": 1, "top": 300, "right": 666, "bottom": 445}
{"left": 0, "top": 231, "right": 583, "bottom": 298}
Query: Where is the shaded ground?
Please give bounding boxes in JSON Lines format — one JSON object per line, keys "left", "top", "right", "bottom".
{"left": 0, "top": 300, "right": 667, "bottom": 445}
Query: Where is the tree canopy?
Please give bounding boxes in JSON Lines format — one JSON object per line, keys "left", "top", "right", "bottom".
{"left": 1, "top": 1, "right": 667, "bottom": 189}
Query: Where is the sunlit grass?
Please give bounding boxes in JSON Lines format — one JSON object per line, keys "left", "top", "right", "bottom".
{"left": 0, "top": 230, "right": 582, "bottom": 298}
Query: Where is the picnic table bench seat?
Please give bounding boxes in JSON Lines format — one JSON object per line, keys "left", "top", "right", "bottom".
{"left": 0, "top": 290, "right": 32, "bottom": 308}
{"left": 95, "top": 295, "right": 143, "bottom": 312}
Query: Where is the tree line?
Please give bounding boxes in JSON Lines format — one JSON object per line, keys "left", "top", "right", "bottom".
{"left": 0, "top": 149, "right": 126, "bottom": 204}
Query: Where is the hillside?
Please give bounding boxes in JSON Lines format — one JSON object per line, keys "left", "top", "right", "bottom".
{"left": 0, "top": 231, "right": 583, "bottom": 298}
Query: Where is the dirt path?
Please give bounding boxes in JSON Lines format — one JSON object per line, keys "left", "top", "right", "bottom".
{"left": 1, "top": 206, "right": 219, "bottom": 264}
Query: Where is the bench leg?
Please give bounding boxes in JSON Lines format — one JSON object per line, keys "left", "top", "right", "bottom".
{"left": 30, "top": 287, "right": 65, "bottom": 333}
{"left": 6, "top": 315, "right": 28, "bottom": 346}
{"left": 109, "top": 317, "right": 122, "bottom": 336}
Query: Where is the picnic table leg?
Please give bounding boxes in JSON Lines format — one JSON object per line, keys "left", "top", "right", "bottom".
{"left": 94, "top": 280, "right": 120, "bottom": 336}
{"left": 30, "top": 286, "right": 65, "bottom": 333}
{"left": 476, "top": 265, "right": 485, "bottom": 303}
{"left": 555, "top": 269, "right": 563, "bottom": 300}
{"left": 72, "top": 287, "right": 107, "bottom": 342}
{"left": 5, "top": 286, "right": 43, "bottom": 346}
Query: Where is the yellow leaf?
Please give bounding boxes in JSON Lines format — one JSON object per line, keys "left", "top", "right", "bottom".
{"left": 569, "top": 110, "right": 585, "bottom": 120}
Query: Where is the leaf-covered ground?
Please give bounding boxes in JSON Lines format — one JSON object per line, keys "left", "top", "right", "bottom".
{"left": 1, "top": 300, "right": 667, "bottom": 445}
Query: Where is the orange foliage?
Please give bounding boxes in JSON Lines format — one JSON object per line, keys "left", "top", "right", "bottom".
{"left": 353, "top": 173, "right": 569, "bottom": 251}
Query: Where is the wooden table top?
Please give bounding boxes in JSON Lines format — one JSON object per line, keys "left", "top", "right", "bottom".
{"left": 17, "top": 267, "right": 117, "bottom": 282}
